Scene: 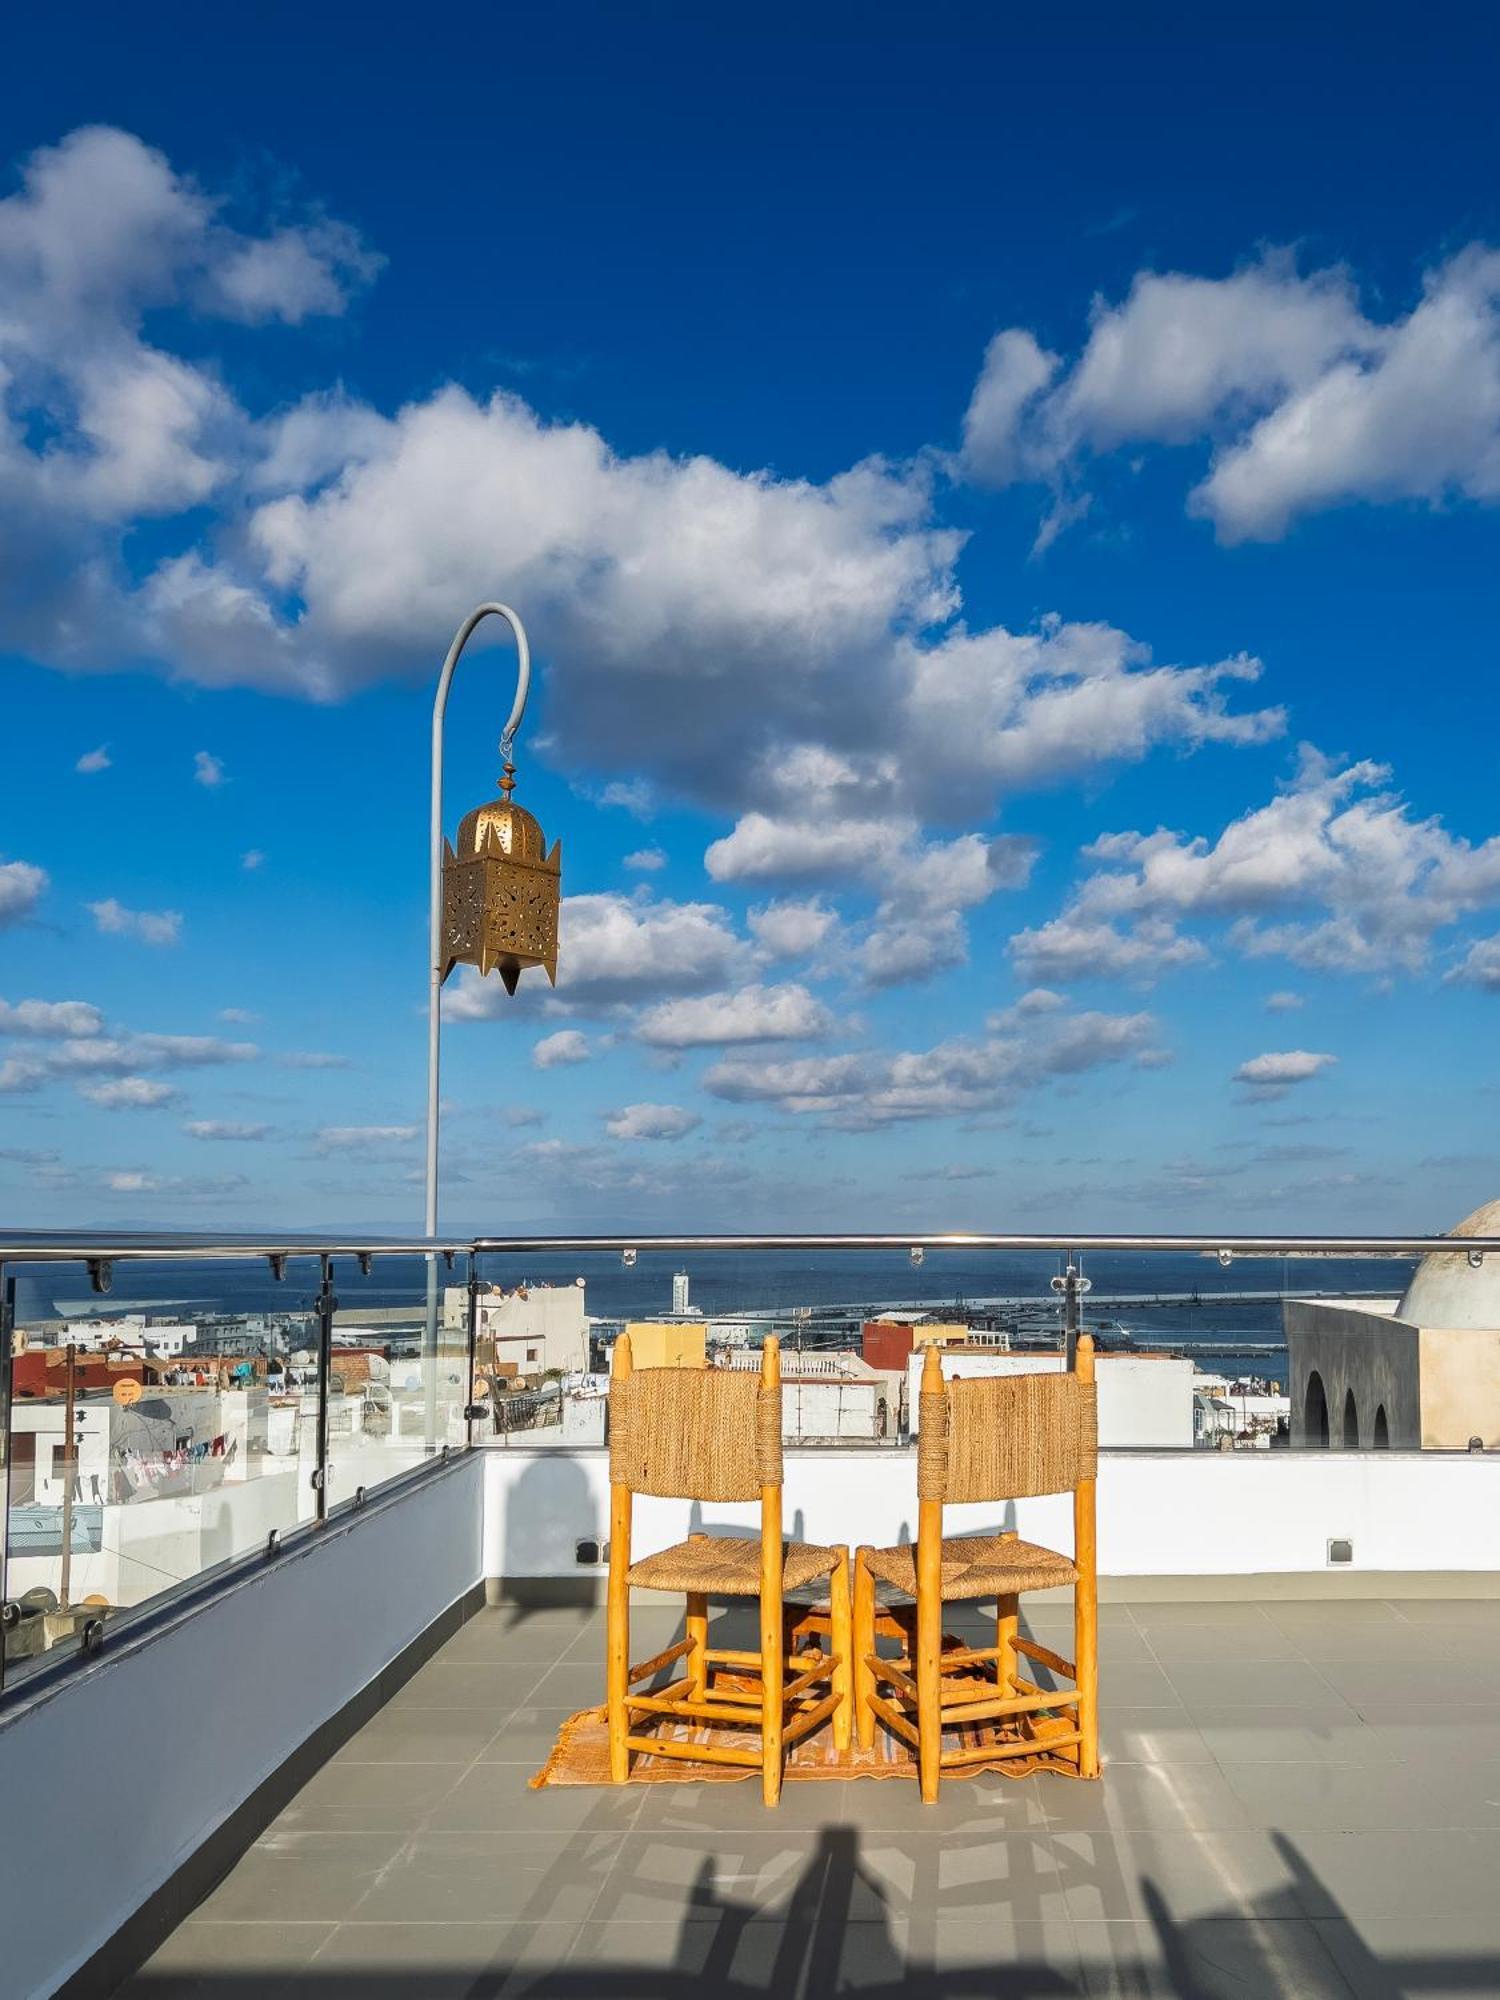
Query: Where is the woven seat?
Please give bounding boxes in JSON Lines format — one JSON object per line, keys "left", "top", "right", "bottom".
{"left": 862, "top": 1533, "right": 1078, "bottom": 1602}
{"left": 630, "top": 1536, "right": 841, "bottom": 1596}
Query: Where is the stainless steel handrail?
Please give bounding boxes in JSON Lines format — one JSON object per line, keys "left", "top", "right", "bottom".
{"left": 1, "top": 1229, "right": 1494, "bottom": 1260}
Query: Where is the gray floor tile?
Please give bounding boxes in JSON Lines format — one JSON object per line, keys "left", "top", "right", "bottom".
{"left": 277, "top": 1758, "right": 462, "bottom": 1831}
{"left": 425, "top": 1757, "right": 645, "bottom": 1834}
{"left": 390, "top": 1658, "right": 535, "bottom": 1708}
{"left": 1315, "top": 1658, "right": 1500, "bottom": 1704}
{"left": 330, "top": 1704, "right": 506, "bottom": 1765}
{"left": 194, "top": 1831, "right": 408, "bottom": 1923}
{"left": 1163, "top": 1659, "right": 1337, "bottom": 1709}
{"left": 1072, "top": 1916, "right": 1356, "bottom": 1997}
{"left": 1088, "top": 1661, "right": 1181, "bottom": 1705}
{"left": 852, "top": 1826, "right": 1072, "bottom": 1926}
{"left": 1284, "top": 1828, "right": 1500, "bottom": 1919}
{"left": 1189, "top": 1703, "right": 1383, "bottom": 1765}
{"left": 524, "top": 1659, "right": 615, "bottom": 1710}
{"left": 588, "top": 1827, "right": 835, "bottom": 1924}
{"left": 905, "top": 1913, "right": 1083, "bottom": 1990}
{"left": 1050, "top": 1827, "right": 1342, "bottom": 1924}
{"left": 298, "top": 1918, "right": 581, "bottom": 1997}
{"left": 476, "top": 1703, "right": 585, "bottom": 1764}
{"left": 1139, "top": 1620, "right": 1308, "bottom": 1664}
{"left": 1100, "top": 1707, "right": 1214, "bottom": 1765}
{"left": 1314, "top": 1914, "right": 1500, "bottom": 1996}
{"left": 1043, "top": 1761, "right": 1251, "bottom": 1833}
{"left": 1219, "top": 1756, "right": 1500, "bottom": 1831}
{"left": 124, "top": 1921, "right": 335, "bottom": 1995}
{"left": 354, "top": 1828, "right": 620, "bottom": 1924}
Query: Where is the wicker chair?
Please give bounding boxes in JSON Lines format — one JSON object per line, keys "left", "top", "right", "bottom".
{"left": 853, "top": 1335, "right": 1100, "bottom": 1801}
{"left": 606, "top": 1332, "right": 851, "bottom": 1804}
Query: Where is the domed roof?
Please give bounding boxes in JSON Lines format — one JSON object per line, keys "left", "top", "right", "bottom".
{"left": 1397, "top": 1199, "right": 1500, "bottom": 1329}
{"left": 454, "top": 792, "right": 549, "bottom": 864}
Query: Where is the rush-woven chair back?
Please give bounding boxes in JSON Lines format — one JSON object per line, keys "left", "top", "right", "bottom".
{"left": 605, "top": 1334, "right": 852, "bottom": 1804}
{"left": 853, "top": 1336, "right": 1101, "bottom": 1801}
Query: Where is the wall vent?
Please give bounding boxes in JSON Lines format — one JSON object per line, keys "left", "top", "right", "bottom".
{"left": 1327, "top": 1537, "right": 1354, "bottom": 1565}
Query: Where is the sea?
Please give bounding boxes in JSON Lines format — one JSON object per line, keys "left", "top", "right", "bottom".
{"left": 7, "top": 1247, "right": 1414, "bottom": 1382}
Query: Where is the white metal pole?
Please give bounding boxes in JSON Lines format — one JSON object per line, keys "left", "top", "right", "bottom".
{"left": 424, "top": 603, "right": 532, "bottom": 1446}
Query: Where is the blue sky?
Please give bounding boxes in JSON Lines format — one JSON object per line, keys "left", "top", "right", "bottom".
{"left": 3, "top": 2, "right": 1500, "bottom": 1235}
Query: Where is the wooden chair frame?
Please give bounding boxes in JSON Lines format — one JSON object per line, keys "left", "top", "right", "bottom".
{"left": 605, "top": 1334, "right": 852, "bottom": 1805}
{"left": 853, "top": 1336, "right": 1100, "bottom": 1802}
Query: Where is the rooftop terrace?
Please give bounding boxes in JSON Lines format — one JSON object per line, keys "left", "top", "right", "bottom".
{"left": 121, "top": 1589, "right": 1500, "bottom": 1999}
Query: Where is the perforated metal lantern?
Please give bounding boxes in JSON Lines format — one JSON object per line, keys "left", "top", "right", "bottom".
{"left": 440, "top": 767, "right": 561, "bottom": 993}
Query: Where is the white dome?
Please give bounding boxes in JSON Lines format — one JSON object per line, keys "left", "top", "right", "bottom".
{"left": 1397, "top": 1199, "right": 1500, "bottom": 1329}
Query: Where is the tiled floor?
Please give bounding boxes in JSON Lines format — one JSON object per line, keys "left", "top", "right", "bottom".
{"left": 122, "top": 1594, "right": 1500, "bottom": 1996}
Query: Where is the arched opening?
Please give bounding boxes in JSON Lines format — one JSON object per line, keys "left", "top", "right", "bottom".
{"left": 1304, "top": 1371, "right": 1329, "bottom": 1448}
{"left": 1343, "top": 1387, "right": 1360, "bottom": 1450}
{"left": 1373, "top": 1404, "right": 1390, "bottom": 1448}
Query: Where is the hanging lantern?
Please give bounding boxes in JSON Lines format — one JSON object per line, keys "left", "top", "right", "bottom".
{"left": 441, "top": 760, "right": 561, "bottom": 994}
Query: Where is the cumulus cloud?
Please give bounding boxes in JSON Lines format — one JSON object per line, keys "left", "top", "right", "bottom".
{"left": 1265, "top": 990, "right": 1304, "bottom": 1012}
{"left": 193, "top": 749, "right": 225, "bottom": 787}
{"left": 959, "top": 245, "right": 1500, "bottom": 542}
{"left": 705, "top": 999, "right": 1161, "bottom": 1129}
{"left": 78, "top": 1076, "right": 179, "bottom": 1109}
{"left": 748, "top": 898, "right": 839, "bottom": 960}
{"left": 4, "top": 1030, "right": 256, "bottom": 1093}
{"left": 636, "top": 983, "right": 836, "bottom": 1049}
{"left": 1445, "top": 936, "right": 1500, "bottom": 990}
{"left": 604, "top": 1102, "right": 702, "bottom": 1141}
{"left": 533, "top": 1028, "right": 591, "bottom": 1068}
{"left": 0, "top": 997, "right": 104, "bottom": 1037}
{"left": 623, "top": 847, "right": 666, "bottom": 872}
{"left": 184, "top": 1119, "right": 272, "bottom": 1140}
{"left": 1233, "top": 1049, "right": 1337, "bottom": 1099}
{"left": 76, "top": 745, "right": 111, "bottom": 773}
{"left": 87, "top": 897, "right": 183, "bottom": 945}
{"left": 1009, "top": 916, "right": 1209, "bottom": 984}
{"left": 0, "top": 859, "right": 47, "bottom": 926}
{"left": 1026, "top": 749, "right": 1500, "bottom": 979}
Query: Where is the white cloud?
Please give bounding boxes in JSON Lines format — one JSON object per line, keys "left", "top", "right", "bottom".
{"left": 104, "top": 1170, "right": 158, "bottom": 1193}
{"left": 0, "top": 1058, "right": 44, "bottom": 1093}
{"left": 533, "top": 1028, "right": 591, "bottom": 1069}
{"left": 747, "top": 898, "right": 839, "bottom": 960}
{"left": 623, "top": 847, "right": 666, "bottom": 872}
{"left": 277, "top": 1049, "right": 350, "bottom": 1069}
{"left": 1446, "top": 936, "right": 1500, "bottom": 991}
{"left": 705, "top": 999, "right": 1161, "bottom": 1128}
{"left": 1265, "top": 990, "right": 1304, "bottom": 1012}
{"left": 241, "top": 850, "right": 265, "bottom": 871}
{"left": 636, "top": 983, "right": 836, "bottom": 1049}
{"left": 0, "top": 997, "right": 104, "bottom": 1037}
{"left": 184, "top": 1119, "right": 271, "bottom": 1140}
{"left": 87, "top": 897, "right": 183, "bottom": 945}
{"left": 0, "top": 859, "right": 47, "bottom": 927}
{"left": 604, "top": 1102, "right": 702, "bottom": 1141}
{"left": 1034, "top": 750, "right": 1500, "bottom": 978}
{"left": 193, "top": 748, "right": 225, "bottom": 787}
{"left": 1009, "top": 915, "right": 1209, "bottom": 984}
{"left": 959, "top": 245, "right": 1500, "bottom": 542}
{"left": 314, "top": 1124, "right": 418, "bottom": 1153}
{"left": 218, "top": 1007, "right": 259, "bottom": 1023}
{"left": 75, "top": 745, "right": 111, "bottom": 773}
{"left": 1233, "top": 1049, "right": 1337, "bottom": 1098}
{"left": 598, "top": 779, "right": 657, "bottom": 819}
{"left": 78, "top": 1076, "right": 179, "bottom": 1109}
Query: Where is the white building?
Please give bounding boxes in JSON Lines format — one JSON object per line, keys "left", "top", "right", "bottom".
{"left": 905, "top": 1348, "right": 1195, "bottom": 1450}
{"left": 671, "top": 1271, "right": 691, "bottom": 1315}
{"left": 31, "top": 1315, "right": 198, "bottom": 1360}
{"left": 443, "top": 1282, "right": 588, "bottom": 1380}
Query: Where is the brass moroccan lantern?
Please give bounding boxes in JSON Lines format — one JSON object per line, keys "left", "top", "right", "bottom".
{"left": 440, "top": 754, "right": 561, "bottom": 994}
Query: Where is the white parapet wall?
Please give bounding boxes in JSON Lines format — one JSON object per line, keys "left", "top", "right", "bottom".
{"left": 0, "top": 1454, "right": 484, "bottom": 2000}
{"left": 481, "top": 1442, "right": 1500, "bottom": 1581}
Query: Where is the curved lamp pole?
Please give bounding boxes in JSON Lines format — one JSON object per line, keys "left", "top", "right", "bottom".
{"left": 425, "top": 602, "right": 532, "bottom": 1238}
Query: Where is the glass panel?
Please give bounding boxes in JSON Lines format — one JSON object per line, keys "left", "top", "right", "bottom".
{"left": 2, "top": 1253, "right": 321, "bottom": 1683}
{"left": 472, "top": 1241, "right": 1435, "bottom": 1455}
{"left": 324, "top": 1251, "right": 473, "bottom": 1506}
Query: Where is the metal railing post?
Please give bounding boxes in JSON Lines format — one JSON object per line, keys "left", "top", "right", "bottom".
{"left": 314, "top": 1256, "right": 336, "bottom": 1524}
{"left": 466, "top": 1259, "right": 480, "bottom": 1443}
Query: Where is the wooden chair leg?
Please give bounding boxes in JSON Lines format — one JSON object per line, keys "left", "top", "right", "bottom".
{"left": 1076, "top": 1574, "right": 1099, "bottom": 1779}
{"left": 685, "top": 1590, "right": 708, "bottom": 1700}
{"left": 996, "top": 1590, "right": 1018, "bottom": 1699}
{"left": 916, "top": 1572, "right": 942, "bottom": 1804}
{"left": 606, "top": 1546, "right": 630, "bottom": 1785}
{"left": 853, "top": 1547, "right": 876, "bottom": 1751}
{"left": 829, "top": 1547, "right": 853, "bottom": 1753}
